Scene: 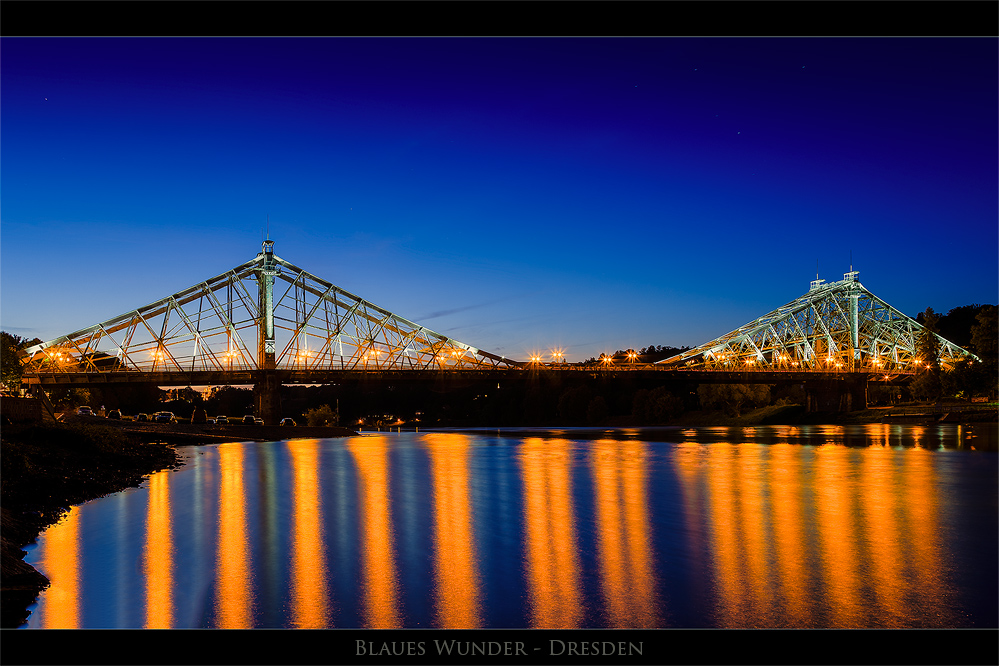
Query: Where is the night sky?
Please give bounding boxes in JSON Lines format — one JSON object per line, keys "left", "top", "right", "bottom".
{"left": 2, "top": 37, "right": 996, "bottom": 362}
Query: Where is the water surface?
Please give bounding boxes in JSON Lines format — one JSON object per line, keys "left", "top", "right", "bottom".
{"left": 22, "top": 424, "right": 998, "bottom": 629}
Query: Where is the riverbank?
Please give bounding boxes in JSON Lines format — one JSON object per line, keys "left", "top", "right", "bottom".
{"left": 1, "top": 422, "right": 183, "bottom": 628}
{"left": 63, "top": 414, "right": 358, "bottom": 444}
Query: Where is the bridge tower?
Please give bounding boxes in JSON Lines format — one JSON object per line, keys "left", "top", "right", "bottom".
{"left": 255, "top": 239, "right": 281, "bottom": 424}
{"left": 259, "top": 239, "right": 277, "bottom": 370}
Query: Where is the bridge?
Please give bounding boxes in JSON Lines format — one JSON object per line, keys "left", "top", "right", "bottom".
{"left": 19, "top": 241, "right": 977, "bottom": 421}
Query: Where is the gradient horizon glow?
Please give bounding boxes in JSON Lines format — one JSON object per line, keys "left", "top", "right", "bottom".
{"left": 2, "top": 38, "right": 996, "bottom": 362}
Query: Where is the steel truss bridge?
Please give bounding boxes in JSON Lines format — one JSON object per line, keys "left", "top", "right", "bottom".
{"left": 20, "top": 242, "right": 978, "bottom": 419}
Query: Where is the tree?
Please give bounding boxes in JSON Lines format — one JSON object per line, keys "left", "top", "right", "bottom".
{"left": 1, "top": 332, "right": 29, "bottom": 391}
{"left": 911, "top": 307, "right": 943, "bottom": 402}
{"left": 933, "top": 304, "right": 986, "bottom": 349}
{"left": 586, "top": 396, "right": 608, "bottom": 424}
{"left": 52, "top": 387, "right": 92, "bottom": 410}
{"left": 647, "top": 386, "right": 685, "bottom": 423}
{"left": 637, "top": 345, "right": 692, "bottom": 363}
{"left": 970, "top": 305, "right": 998, "bottom": 399}
{"left": 206, "top": 385, "right": 254, "bottom": 416}
{"left": 698, "top": 384, "right": 771, "bottom": 417}
{"left": 557, "top": 385, "right": 592, "bottom": 423}
{"left": 304, "top": 403, "right": 338, "bottom": 426}
{"left": 632, "top": 389, "right": 651, "bottom": 423}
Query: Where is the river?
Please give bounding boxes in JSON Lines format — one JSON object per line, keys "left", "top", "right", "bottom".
{"left": 19, "top": 423, "right": 998, "bottom": 629}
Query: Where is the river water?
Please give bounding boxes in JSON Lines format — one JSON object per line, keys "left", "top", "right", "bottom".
{"left": 20, "top": 424, "right": 998, "bottom": 629}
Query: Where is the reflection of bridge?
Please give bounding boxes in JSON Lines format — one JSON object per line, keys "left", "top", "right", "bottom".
{"left": 21, "top": 242, "right": 977, "bottom": 420}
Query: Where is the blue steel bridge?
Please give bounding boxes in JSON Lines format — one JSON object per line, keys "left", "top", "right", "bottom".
{"left": 19, "top": 241, "right": 977, "bottom": 422}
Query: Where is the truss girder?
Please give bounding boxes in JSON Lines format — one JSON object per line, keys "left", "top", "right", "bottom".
{"left": 21, "top": 248, "right": 519, "bottom": 378}
{"left": 659, "top": 274, "right": 977, "bottom": 374}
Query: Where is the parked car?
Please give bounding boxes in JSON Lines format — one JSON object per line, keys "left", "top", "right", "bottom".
{"left": 153, "top": 411, "right": 174, "bottom": 423}
{"left": 279, "top": 418, "right": 297, "bottom": 426}
{"left": 254, "top": 418, "right": 264, "bottom": 426}
{"left": 206, "top": 417, "right": 216, "bottom": 425}
{"left": 77, "top": 406, "right": 94, "bottom": 416}
{"left": 135, "top": 413, "right": 149, "bottom": 422}
{"left": 216, "top": 415, "right": 229, "bottom": 425}
{"left": 107, "top": 409, "right": 121, "bottom": 420}
{"left": 242, "top": 415, "right": 256, "bottom": 425}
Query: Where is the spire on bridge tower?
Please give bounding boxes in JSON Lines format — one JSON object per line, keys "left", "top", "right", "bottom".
{"left": 658, "top": 271, "right": 977, "bottom": 375}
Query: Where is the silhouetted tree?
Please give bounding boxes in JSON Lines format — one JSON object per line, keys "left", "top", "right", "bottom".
{"left": 0, "top": 332, "right": 35, "bottom": 390}
{"left": 698, "top": 384, "right": 771, "bottom": 417}
{"left": 558, "top": 385, "right": 592, "bottom": 423}
{"left": 304, "top": 403, "right": 338, "bottom": 426}
{"left": 586, "top": 396, "right": 608, "bottom": 424}
{"left": 932, "top": 304, "right": 987, "bottom": 349}
{"left": 647, "top": 386, "right": 684, "bottom": 423}
{"left": 632, "top": 388, "right": 651, "bottom": 423}
{"left": 970, "top": 305, "right": 998, "bottom": 398}
{"left": 51, "top": 387, "right": 93, "bottom": 410}
{"left": 206, "top": 386, "right": 254, "bottom": 417}
{"left": 911, "top": 308, "right": 942, "bottom": 402}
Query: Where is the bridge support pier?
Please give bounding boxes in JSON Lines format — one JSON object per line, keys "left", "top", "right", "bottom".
{"left": 803, "top": 378, "right": 868, "bottom": 412}
{"left": 255, "top": 370, "right": 282, "bottom": 425}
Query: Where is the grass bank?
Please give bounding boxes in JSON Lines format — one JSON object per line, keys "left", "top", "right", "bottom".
{"left": 1, "top": 422, "right": 182, "bottom": 628}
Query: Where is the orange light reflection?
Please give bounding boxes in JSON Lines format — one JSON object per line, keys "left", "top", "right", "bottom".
{"left": 768, "top": 445, "right": 814, "bottom": 626}
{"left": 705, "top": 444, "right": 751, "bottom": 626}
{"left": 591, "top": 439, "right": 660, "bottom": 627}
{"left": 521, "top": 437, "right": 583, "bottom": 628}
{"left": 288, "top": 439, "right": 331, "bottom": 628}
{"left": 815, "top": 445, "right": 862, "bottom": 626}
{"left": 214, "top": 442, "right": 253, "bottom": 627}
{"left": 902, "top": 449, "right": 954, "bottom": 625}
{"left": 426, "top": 433, "right": 482, "bottom": 628}
{"left": 346, "top": 436, "right": 401, "bottom": 628}
{"left": 39, "top": 507, "right": 82, "bottom": 629}
{"left": 144, "top": 470, "right": 174, "bottom": 628}
{"left": 859, "top": 446, "right": 907, "bottom": 625}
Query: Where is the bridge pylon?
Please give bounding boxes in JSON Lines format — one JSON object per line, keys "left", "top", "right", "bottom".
{"left": 658, "top": 270, "right": 976, "bottom": 377}
{"left": 19, "top": 240, "right": 521, "bottom": 420}
{"left": 657, "top": 270, "right": 979, "bottom": 411}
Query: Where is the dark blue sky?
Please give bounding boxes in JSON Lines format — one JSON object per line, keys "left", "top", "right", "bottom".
{"left": 2, "top": 37, "right": 996, "bottom": 361}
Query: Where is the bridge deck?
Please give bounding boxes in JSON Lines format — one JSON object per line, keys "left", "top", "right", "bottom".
{"left": 25, "top": 367, "right": 914, "bottom": 387}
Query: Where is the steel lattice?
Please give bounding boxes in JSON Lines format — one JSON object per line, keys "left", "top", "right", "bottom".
{"left": 21, "top": 246, "right": 518, "bottom": 375}
{"left": 657, "top": 272, "right": 976, "bottom": 374}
